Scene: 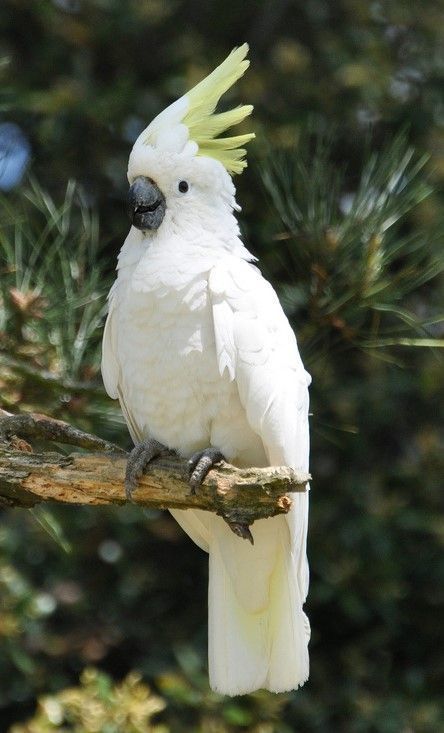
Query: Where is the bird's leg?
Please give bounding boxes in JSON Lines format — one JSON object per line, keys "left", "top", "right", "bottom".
{"left": 125, "top": 438, "right": 166, "bottom": 501}
{"left": 222, "top": 515, "right": 254, "bottom": 545}
{"left": 188, "top": 447, "right": 225, "bottom": 492}
{"left": 188, "top": 447, "right": 254, "bottom": 545}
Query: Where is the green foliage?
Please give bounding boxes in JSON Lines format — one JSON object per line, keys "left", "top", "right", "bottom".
{"left": 9, "top": 668, "right": 167, "bottom": 733}
{"left": 261, "top": 131, "right": 444, "bottom": 363}
{"left": 0, "top": 178, "right": 106, "bottom": 381}
{"left": 0, "top": 527, "right": 59, "bottom": 699}
{"left": 0, "top": 179, "right": 122, "bottom": 436}
{"left": 0, "top": 2, "right": 444, "bottom": 732}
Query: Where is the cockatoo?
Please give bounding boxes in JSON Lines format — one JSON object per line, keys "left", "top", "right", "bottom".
{"left": 101, "top": 44, "right": 311, "bottom": 696}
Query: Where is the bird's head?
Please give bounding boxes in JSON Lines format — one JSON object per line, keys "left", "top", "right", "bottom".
{"left": 126, "top": 44, "right": 254, "bottom": 234}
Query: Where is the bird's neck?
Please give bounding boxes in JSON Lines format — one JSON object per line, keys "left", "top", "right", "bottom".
{"left": 118, "top": 204, "right": 254, "bottom": 278}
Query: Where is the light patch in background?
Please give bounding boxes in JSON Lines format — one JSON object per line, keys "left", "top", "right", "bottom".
{"left": 0, "top": 122, "right": 31, "bottom": 191}
{"left": 52, "top": 0, "right": 80, "bottom": 13}
{"left": 98, "top": 539, "right": 123, "bottom": 564}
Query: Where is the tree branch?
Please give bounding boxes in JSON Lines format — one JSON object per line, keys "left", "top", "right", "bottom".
{"left": 0, "top": 412, "right": 309, "bottom": 525}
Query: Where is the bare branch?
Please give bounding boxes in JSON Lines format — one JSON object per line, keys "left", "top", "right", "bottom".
{"left": 0, "top": 410, "right": 123, "bottom": 453}
{"left": 0, "top": 446, "right": 309, "bottom": 520}
{"left": 0, "top": 411, "right": 309, "bottom": 525}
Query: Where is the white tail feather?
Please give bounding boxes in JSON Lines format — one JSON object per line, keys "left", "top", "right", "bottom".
{"left": 173, "top": 508, "right": 310, "bottom": 695}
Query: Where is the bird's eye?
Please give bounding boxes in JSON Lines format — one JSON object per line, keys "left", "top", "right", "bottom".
{"left": 178, "top": 180, "right": 189, "bottom": 193}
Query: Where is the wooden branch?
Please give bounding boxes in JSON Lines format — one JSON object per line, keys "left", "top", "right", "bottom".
{"left": 0, "top": 411, "right": 310, "bottom": 527}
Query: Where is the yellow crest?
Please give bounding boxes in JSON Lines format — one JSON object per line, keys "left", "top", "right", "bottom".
{"left": 139, "top": 44, "right": 254, "bottom": 175}
{"left": 183, "top": 44, "right": 255, "bottom": 174}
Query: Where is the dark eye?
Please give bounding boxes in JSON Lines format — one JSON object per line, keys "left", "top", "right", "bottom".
{"left": 178, "top": 180, "right": 189, "bottom": 193}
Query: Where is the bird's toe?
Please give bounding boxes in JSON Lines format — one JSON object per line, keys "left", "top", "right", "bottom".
{"left": 125, "top": 438, "right": 165, "bottom": 501}
{"left": 188, "top": 447, "right": 225, "bottom": 493}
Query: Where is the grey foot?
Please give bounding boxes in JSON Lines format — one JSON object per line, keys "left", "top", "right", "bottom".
{"left": 188, "top": 447, "right": 254, "bottom": 545}
{"left": 188, "top": 447, "right": 225, "bottom": 492}
{"left": 227, "top": 521, "right": 254, "bottom": 545}
{"left": 125, "top": 438, "right": 165, "bottom": 501}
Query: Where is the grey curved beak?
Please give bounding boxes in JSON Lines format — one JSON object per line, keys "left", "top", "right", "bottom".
{"left": 128, "top": 176, "right": 166, "bottom": 231}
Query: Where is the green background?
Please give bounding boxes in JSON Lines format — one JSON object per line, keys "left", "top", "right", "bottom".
{"left": 0, "top": 1, "right": 443, "bottom": 731}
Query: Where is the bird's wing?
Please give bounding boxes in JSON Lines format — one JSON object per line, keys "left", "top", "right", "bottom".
{"left": 102, "top": 288, "right": 143, "bottom": 444}
{"left": 101, "top": 283, "right": 211, "bottom": 552}
{"left": 209, "top": 257, "right": 311, "bottom": 590}
{"left": 209, "top": 257, "right": 311, "bottom": 470}
{"left": 101, "top": 283, "right": 120, "bottom": 401}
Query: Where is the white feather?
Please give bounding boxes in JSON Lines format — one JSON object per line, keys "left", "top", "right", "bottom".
{"left": 207, "top": 258, "right": 311, "bottom": 692}
{"left": 101, "top": 146, "right": 311, "bottom": 695}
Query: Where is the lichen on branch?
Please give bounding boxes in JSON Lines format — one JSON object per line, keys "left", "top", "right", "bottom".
{"left": 0, "top": 412, "right": 309, "bottom": 524}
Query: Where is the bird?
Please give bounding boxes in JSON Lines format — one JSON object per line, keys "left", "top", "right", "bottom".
{"left": 101, "top": 44, "right": 311, "bottom": 696}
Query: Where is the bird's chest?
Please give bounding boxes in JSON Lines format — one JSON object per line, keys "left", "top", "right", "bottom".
{"left": 115, "top": 276, "right": 231, "bottom": 451}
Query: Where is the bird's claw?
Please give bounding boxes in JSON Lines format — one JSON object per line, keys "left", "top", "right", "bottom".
{"left": 125, "top": 438, "right": 165, "bottom": 501}
{"left": 226, "top": 521, "right": 254, "bottom": 545}
{"left": 187, "top": 447, "right": 225, "bottom": 493}
{"left": 188, "top": 448, "right": 254, "bottom": 544}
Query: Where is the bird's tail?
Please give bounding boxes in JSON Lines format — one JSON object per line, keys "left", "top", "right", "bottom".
{"left": 207, "top": 510, "right": 310, "bottom": 696}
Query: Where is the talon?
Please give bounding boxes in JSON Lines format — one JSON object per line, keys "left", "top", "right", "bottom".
{"left": 227, "top": 521, "right": 254, "bottom": 545}
{"left": 188, "top": 447, "right": 225, "bottom": 493}
{"left": 125, "top": 438, "right": 165, "bottom": 501}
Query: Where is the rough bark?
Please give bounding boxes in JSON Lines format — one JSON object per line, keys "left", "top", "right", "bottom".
{"left": 0, "top": 412, "right": 309, "bottom": 524}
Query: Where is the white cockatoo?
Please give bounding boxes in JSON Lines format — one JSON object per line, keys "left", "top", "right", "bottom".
{"left": 101, "top": 44, "right": 311, "bottom": 696}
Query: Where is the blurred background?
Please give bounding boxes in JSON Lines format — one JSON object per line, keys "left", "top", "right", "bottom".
{"left": 0, "top": 1, "right": 443, "bottom": 731}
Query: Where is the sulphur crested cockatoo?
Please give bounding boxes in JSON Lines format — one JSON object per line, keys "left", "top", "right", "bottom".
{"left": 101, "top": 44, "right": 311, "bottom": 695}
